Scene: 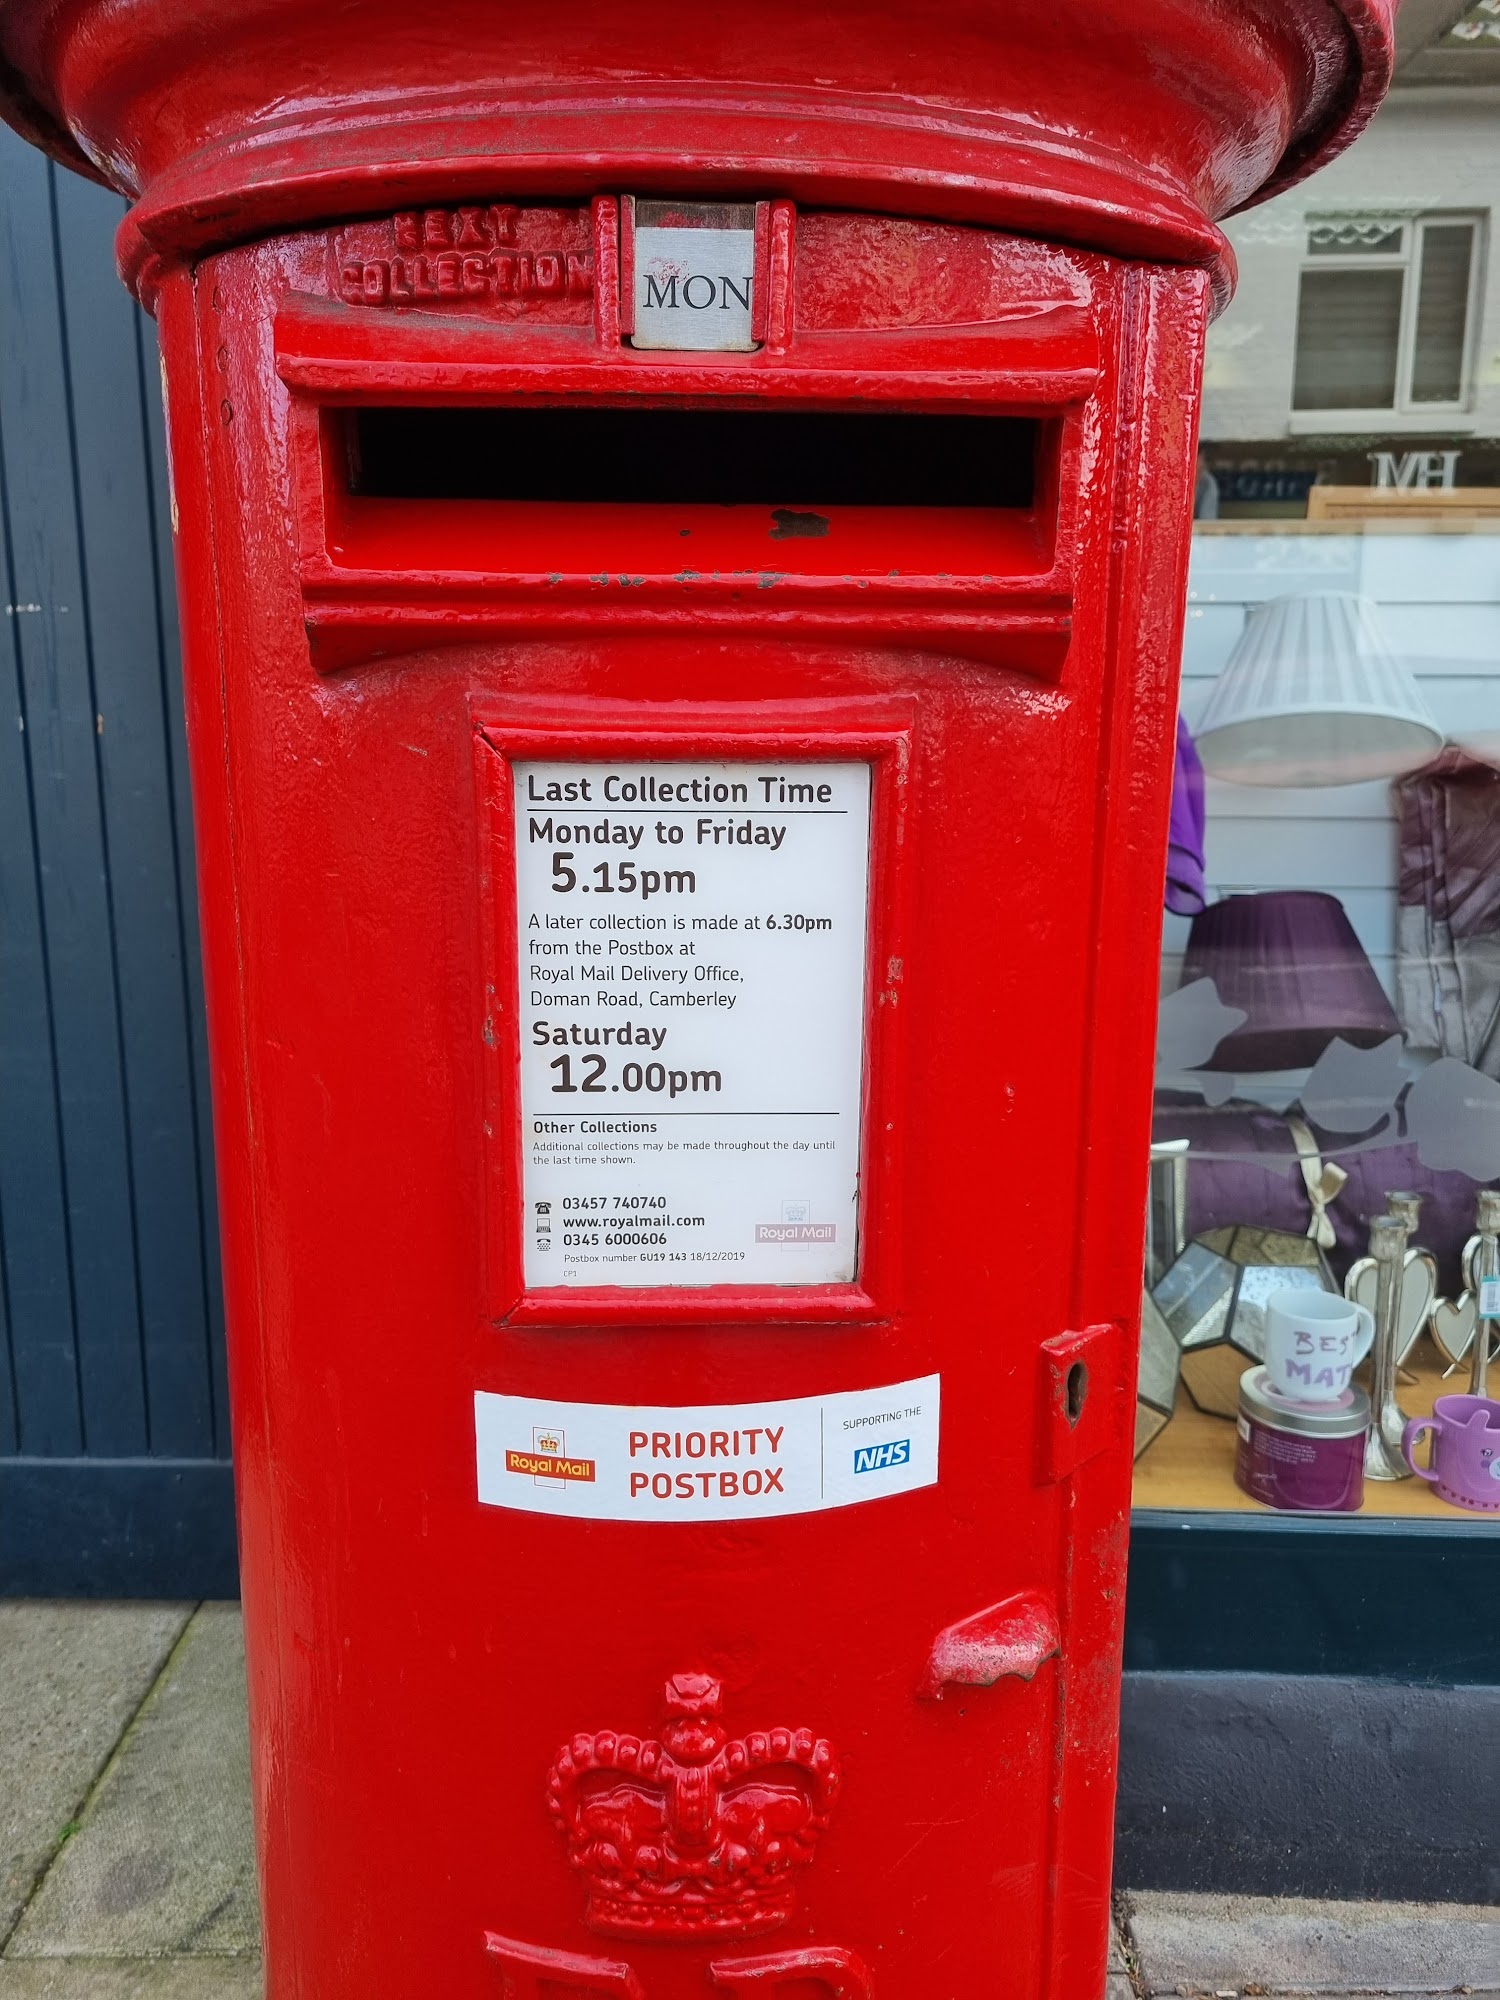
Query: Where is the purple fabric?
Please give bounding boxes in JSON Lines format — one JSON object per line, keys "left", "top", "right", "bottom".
{"left": 1153, "top": 1089, "right": 1484, "bottom": 1295}
{"left": 1166, "top": 715, "right": 1207, "bottom": 916}
{"left": 1179, "top": 891, "right": 1401, "bottom": 1071}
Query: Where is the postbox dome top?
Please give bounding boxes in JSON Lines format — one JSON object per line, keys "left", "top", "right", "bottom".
{"left": 0, "top": 0, "right": 1394, "bottom": 296}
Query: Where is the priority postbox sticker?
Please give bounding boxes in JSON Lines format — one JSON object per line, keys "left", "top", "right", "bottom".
{"left": 474, "top": 1375, "right": 939, "bottom": 1521}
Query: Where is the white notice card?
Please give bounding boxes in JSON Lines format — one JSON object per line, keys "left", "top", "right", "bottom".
{"left": 514, "top": 760, "right": 871, "bottom": 1288}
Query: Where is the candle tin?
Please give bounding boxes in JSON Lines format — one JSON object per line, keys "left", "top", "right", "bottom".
{"left": 1235, "top": 1366, "right": 1369, "bottom": 1513}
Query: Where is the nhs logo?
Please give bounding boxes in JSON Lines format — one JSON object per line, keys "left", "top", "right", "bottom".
{"left": 853, "top": 1439, "right": 911, "bottom": 1475}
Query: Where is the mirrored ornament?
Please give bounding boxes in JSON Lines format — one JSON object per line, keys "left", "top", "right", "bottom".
{"left": 1135, "top": 1290, "right": 1180, "bottom": 1459}
{"left": 1156, "top": 1227, "right": 1335, "bottom": 1420}
{"left": 1152, "top": 1241, "right": 1234, "bottom": 1352}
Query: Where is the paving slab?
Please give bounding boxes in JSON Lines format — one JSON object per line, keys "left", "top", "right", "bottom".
{"left": 6, "top": 1605, "right": 258, "bottom": 1961}
{"left": 0, "top": 1961, "right": 261, "bottom": 1999}
{"left": 0, "top": 1604, "right": 193, "bottom": 1946}
{"left": 1125, "top": 1888, "right": 1500, "bottom": 1995}
{"left": 0, "top": 1959, "right": 1150, "bottom": 2000}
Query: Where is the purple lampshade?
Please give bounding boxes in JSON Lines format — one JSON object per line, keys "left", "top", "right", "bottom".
{"left": 1178, "top": 891, "right": 1401, "bottom": 1072}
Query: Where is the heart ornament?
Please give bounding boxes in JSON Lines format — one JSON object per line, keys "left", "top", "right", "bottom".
{"left": 1345, "top": 1249, "right": 1438, "bottom": 1366}
{"left": 1430, "top": 1292, "right": 1478, "bottom": 1370}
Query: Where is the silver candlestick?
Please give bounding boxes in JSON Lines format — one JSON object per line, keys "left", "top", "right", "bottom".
{"left": 1385, "top": 1190, "right": 1424, "bottom": 1236}
{"left": 1469, "top": 1189, "right": 1500, "bottom": 1400}
{"left": 1386, "top": 1191, "right": 1426, "bottom": 1388}
{"left": 1364, "top": 1212, "right": 1413, "bottom": 1481}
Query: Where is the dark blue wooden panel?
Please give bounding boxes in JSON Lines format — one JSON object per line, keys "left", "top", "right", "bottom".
{"left": 0, "top": 1299, "right": 16, "bottom": 1455}
{"left": 53, "top": 169, "right": 217, "bottom": 1458}
{"left": 0, "top": 131, "right": 143, "bottom": 1453}
{"left": 0, "top": 1457, "right": 238, "bottom": 1595}
{"left": 0, "top": 140, "right": 149, "bottom": 1454}
{"left": 0, "top": 531, "right": 80, "bottom": 1452}
{"left": 0, "top": 122, "right": 230, "bottom": 1541}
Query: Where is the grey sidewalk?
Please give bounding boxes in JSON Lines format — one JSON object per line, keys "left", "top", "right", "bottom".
{"left": 1, "top": 1602, "right": 258, "bottom": 1998}
{"left": 0, "top": 1602, "right": 1494, "bottom": 1998}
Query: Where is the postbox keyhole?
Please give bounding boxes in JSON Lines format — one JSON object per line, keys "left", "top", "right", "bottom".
{"left": 1065, "top": 1362, "right": 1088, "bottom": 1427}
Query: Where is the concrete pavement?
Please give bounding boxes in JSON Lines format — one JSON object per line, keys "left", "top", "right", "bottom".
{"left": 1, "top": 1602, "right": 257, "bottom": 1998}
{"left": 0, "top": 1601, "right": 1493, "bottom": 1997}
{"left": 1118, "top": 1890, "right": 1499, "bottom": 1996}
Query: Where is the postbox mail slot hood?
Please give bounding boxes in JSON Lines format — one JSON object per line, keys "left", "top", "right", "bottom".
{"left": 277, "top": 293, "right": 1091, "bottom": 677}
{"left": 274, "top": 296, "right": 1102, "bottom": 405}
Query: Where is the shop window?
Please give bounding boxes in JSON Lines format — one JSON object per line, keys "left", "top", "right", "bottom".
{"left": 1143, "top": 563, "right": 1500, "bottom": 1526}
{"left": 1292, "top": 215, "right": 1481, "bottom": 415}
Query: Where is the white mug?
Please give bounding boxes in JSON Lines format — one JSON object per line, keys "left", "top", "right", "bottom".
{"left": 1262, "top": 1287, "right": 1375, "bottom": 1402}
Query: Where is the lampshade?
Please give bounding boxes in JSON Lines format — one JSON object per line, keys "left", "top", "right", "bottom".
{"left": 1194, "top": 592, "right": 1443, "bottom": 787}
{"left": 1178, "top": 890, "right": 1401, "bottom": 1071}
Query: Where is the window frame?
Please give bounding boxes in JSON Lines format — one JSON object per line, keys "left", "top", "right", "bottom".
{"left": 1290, "top": 210, "right": 1485, "bottom": 426}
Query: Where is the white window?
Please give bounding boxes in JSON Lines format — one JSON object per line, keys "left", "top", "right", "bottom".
{"left": 1291, "top": 213, "right": 1483, "bottom": 417}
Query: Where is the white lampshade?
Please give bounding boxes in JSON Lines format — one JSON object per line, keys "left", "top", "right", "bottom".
{"left": 1194, "top": 592, "right": 1444, "bottom": 787}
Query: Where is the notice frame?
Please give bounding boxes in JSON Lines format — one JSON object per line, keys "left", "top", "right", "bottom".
{"left": 473, "top": 697, "right": 912, "bottom": 1327}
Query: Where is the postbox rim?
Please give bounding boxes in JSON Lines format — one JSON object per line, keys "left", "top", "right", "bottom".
{"left": 0, "top": 0, "right": 1394, "bottom": 300}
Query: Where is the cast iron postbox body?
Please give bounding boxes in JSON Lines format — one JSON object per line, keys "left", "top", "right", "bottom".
{"left": 0, "top": 7, "right": 1392, "bottom": 1998}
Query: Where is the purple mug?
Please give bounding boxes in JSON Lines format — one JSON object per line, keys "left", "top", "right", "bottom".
{"left": 1402, "top": 1396, "right": 1500, "bottom": 1513}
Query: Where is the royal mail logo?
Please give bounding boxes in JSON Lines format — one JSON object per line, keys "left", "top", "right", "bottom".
{"left": 756, "top": 1223, "right": 836, "bottom": 1244}
{"left": 507, "top": 1425, "right": 595, "bottom": 1484}
{"left": 505, "top": 1448, "right": 596, "bottom": 1482}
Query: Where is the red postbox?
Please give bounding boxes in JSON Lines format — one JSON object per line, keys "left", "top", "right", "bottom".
{"left": 1, "top": 7, "right": 1392, "bottom": 1998}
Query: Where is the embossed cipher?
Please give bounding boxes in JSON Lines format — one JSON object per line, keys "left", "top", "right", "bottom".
{"left": 546, "top": 1674, "right": 839, "bottom": 1939}
{"left": 334, "top": 203, "right": 594, "bottom": 311}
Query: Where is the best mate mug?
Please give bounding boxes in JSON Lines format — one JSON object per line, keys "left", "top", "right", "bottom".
{"left": 1262, "top": 1288, "right": 1375, "bottom": 1403}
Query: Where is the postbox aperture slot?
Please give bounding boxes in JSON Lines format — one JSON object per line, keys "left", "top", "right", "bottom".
{"left": 292, "top": 341, "right": 1078, "bottom": 673}
{"left": 345, "top": 406, "right": 1038, "bottom": 510}
{"left": 326, "top": 402, "right": 1057, "bottom": 606}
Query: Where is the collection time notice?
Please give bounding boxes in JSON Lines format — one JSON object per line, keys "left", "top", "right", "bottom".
{"left": 514, "top": 760, "right": 871, "bottom": 1288}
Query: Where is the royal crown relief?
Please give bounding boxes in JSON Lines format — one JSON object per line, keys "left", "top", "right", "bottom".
{"left": 547, "top": 1673, "right": 839, "bottom": 1940}
{"left": 481, "top": 1674, "right": 861, "bottom": 1998}
{"left": 332, "top": 203, "right": 594, "bottom": 312}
